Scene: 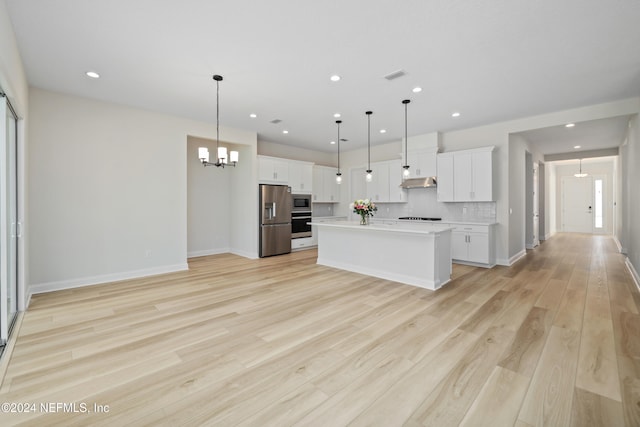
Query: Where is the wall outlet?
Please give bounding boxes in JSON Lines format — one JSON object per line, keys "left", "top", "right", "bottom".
{"left": 145, "top": 250, "right": 152, "bottom": 257}
{"left": 462, "top": 207, "right": 467, "bottom": 214}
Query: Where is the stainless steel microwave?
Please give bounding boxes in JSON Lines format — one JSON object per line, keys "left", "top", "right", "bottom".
{"left": 291, "top": 194, "right": 311, "bottom": 211}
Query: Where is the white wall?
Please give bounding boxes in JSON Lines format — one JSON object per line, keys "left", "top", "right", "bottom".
{"left": 258, "top": 139, "right": 335, "bottom": 166}
{"left": 187, "top": 136, "right": 231, "bottom": 257}
{"left": 28, "top": 88, "right": 257, "bottom": 295}
{"left": 619, "top": 114, "right": 640, "bottom": 283}
{"left": 508, "top": 134, "right": 526, "bottom": 261}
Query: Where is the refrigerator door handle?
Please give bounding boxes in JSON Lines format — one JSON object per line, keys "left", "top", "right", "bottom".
{"left": 273, "top": 202, "right": 276, "bottom": 218}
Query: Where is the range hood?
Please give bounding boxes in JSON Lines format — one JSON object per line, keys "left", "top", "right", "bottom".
{"left": 399, "top": 176, "right": 437, "bottom": 188}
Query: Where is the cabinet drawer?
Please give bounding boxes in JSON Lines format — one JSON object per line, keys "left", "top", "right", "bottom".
{"left": 450, "top": 224, "right": 489, "bottom": 234}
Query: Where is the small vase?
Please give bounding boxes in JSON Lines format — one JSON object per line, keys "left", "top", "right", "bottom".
{"left": 360, "top": 215, "right": 368, "bottom": 225}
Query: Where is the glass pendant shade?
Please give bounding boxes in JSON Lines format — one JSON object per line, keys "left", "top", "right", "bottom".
{"left": 218, "top": 146, "right": 228, "bottom": 164}
{"left": 230, "top": 150, "right": 239, "bottom": 163}
{"left": 574, "top": 159, "right": 588, "bottom": 178}
{"left": 198, "top": 147, "right": 209, "bottom": 163}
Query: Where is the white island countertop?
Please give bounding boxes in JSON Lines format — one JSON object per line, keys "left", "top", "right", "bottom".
{"left": 310, "top": 220, "right": 453, "bottom": 235}
{"left": 312, "top": 220, "right": 453, "bottom": 290}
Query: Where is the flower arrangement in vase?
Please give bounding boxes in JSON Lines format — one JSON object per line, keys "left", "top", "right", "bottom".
{"left": 351, "top": 199, "right": 377, "bottom": 225}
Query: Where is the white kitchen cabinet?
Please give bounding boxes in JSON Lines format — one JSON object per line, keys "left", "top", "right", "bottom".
{"left": 258, "top": 156, "right": 289, "bottom": 184}
{"left": 312, "top": 165, "right": 339, "bottom": 202}
{"left": 291, "top": 236, "right": 314, "bottom": 251}
{"left": 407, "top": 150, "right": 437, "bottom": 178}
{"left": 367, "top": 162, "right": 390, "bottom": 202}
{"left": 449, "top": 223, "right": 495, "bottom": 267}
{"left": 436, "top": 153, "right": 455, "bottom": 202}
{"left": 288, "top": 160, "right": 313, "bottom": 194}
{"left": 437, "top": 146, "right": 494, "bottom": 202}
{"left": 350, "top": 167, "right": 367, "bottom": 201}
{"left": 352, "top": 160, "right": 407, "bottom": 203}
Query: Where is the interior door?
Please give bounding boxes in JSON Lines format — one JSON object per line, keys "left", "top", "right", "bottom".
{"left": 561, "top": 176, "right": 594, "bottom": 233}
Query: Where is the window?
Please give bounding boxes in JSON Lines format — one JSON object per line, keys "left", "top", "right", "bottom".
{"left": 594, "top": 179, "right": 603, "bottom": 229}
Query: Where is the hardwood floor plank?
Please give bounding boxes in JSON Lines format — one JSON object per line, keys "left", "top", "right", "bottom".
{"left": 611, "top": 310, "right": 640, "bottom": 425}
{"left": 0, "top": 234, "right": 638, "bottom": 426}
{"left": 498, "top": 306, "right": 554, "bottom": 377}
{"left": 570, "top": 387, "right": 625, "bottom": 427}
{"left": 407, "top": 326, "right": 515, "bottom": 426}
{"left": 348, "top": 328, "right": 478, "bottom": 427}
{"left": 517, "top": 326, "right": 581, "bottom": 426}
{"left": 459, "top": 366, "right": 530, "bottom": 427}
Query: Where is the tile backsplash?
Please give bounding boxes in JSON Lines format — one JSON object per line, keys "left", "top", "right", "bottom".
{"left": 371, "top": 187, "right": 497, "bottom": 223}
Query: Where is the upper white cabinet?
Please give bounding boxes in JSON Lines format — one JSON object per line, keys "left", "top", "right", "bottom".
{"left": 258, "top": 156, "right": 289, "bottom": 184}
{"left": 351, "top": 159, "right": 407, "bottom": 203}
{"left": 406, "top": 150, "right": 437, "bottom": 178}
{"left": 312, "top": 165, "right": 339, "bottom": 202}
{"left": 386, "top": 159, "right": 408, "bottom": 203}
{"left": 288, "top": 160, "right": 313, "bottom": 194}
{"left": 437, "top": 146, "right": 494, "bottom": 202}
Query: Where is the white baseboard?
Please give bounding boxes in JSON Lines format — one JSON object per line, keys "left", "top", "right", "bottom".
{"left": 187, "top": 248, "right": 230, "bottom": 258}
{"left": 497, "top": 249, "right": 527, "bottom": 267}
{"left": 28, "top": 263, "right": 189, "bottom": 300}
{"left": 613, "top": 236, "right": 623, "bottom": 253}
{"left": 626, "top": 258, "right": 640, "bottom": 294}
{"left": 231, "top": 249, "right": 259, "bottom": 259}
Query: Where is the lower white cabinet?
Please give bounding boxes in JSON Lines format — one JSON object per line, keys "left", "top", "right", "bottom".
{"left": 292, "top": 237, "right": 314, "bottom": 251}
{"left": 448, "top": 223, "right": 495, "bottom": 267}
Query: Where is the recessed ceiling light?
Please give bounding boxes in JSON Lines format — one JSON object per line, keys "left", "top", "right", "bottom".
{"left": 451, "top": 112, "right": 461, "bottom": 118}
{"left": 249, "top": 113, "right": 257, "bottom": 118}
{"left": 330, "top": 75, "right": 341, "bottom": 82}
{"left": 282, "top": 130, "right": 289, "bottom": 134}
{"left": 330, "top": 140, "right": 336, "bottom": 145}
{"left": 412, "top": 87, "right": 422, "bottom": 93}
{"left": 379, "top": 129, "right": 387, "bottom": 134}
{"left": 565, "top": 123, "right": 575, "bottom": 128}
{"left": 334, "top": 113, "right": 341, "bottom": 118}
{"left": 574, "top": 145, "right": 581, "bottom": 149}
{"left": 86, "top": 71, "right": 100, "bottom": 79}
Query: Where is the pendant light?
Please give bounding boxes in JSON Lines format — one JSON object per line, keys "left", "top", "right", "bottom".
{"left": 402, "top": 99, "right": 411, "bottom": 178}
{"left": 336, "top": 120, "right": 343, "bottom": 184}
{"left": 198, "top": 74, "right": 239, "bottom": 168}
{"left": 365, "top": 111, "right": 373, "bottom": 182}
{"left": 574, "top": 159, "right": 588, "bottom": 178}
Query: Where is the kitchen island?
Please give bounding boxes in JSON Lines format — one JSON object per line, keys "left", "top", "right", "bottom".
{"left": 312, "top": 220, "right": 452, "bottom": 290}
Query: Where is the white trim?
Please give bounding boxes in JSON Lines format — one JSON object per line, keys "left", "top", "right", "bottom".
{"left": 318, "top": 257, "right": 447, "bottom": 291}
{"left": 613, "top": 236, "right": 623, "bottom": 253}
{"left": 187, "top": 248, "right": 230, "bottom": 258}
{"left": 0, "top": 312, "right": 24, "bottom": 385}
{"left": 231, "top": 249, "right": 259, "bottom": 259}
{"left": 626, "top": 258, "right": 640, "bottom": 294}
{"left": 28, "top": 263, "right": 189, "bottom": 298}
{"left": 497, "top": 249, "right": 527, "bottom": 266}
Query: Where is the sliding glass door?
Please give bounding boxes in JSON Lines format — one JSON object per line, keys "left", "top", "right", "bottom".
{"left": 1, "top": 93, "right": 19, "bottom": 347}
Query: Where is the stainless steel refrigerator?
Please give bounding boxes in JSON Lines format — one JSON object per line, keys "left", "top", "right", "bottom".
{"left": 259, "top": 184, "right": 292, "bottom": 257}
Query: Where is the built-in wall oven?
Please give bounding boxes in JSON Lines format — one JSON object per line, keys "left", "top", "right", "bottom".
{"left": 291, "top": 194, "right": 312, "bottom": 238}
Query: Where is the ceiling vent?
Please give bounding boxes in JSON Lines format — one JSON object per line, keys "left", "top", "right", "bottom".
{"left": 270, "top": 119, "right": 282, "bottom": 124}
{"left": 384, "top": 69, "right": 407, "bottom": 81}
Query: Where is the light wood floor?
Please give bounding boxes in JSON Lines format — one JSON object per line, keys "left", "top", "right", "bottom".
{"left": 1, "top": 233, "right": 639, "bottom": 426}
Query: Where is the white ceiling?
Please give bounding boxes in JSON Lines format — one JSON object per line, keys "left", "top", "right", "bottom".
{"left": 6, "top": 0, "right": 640, "bottom": 153}
{"left": 515, "top": 115, "right": 631, "bottom": 155}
